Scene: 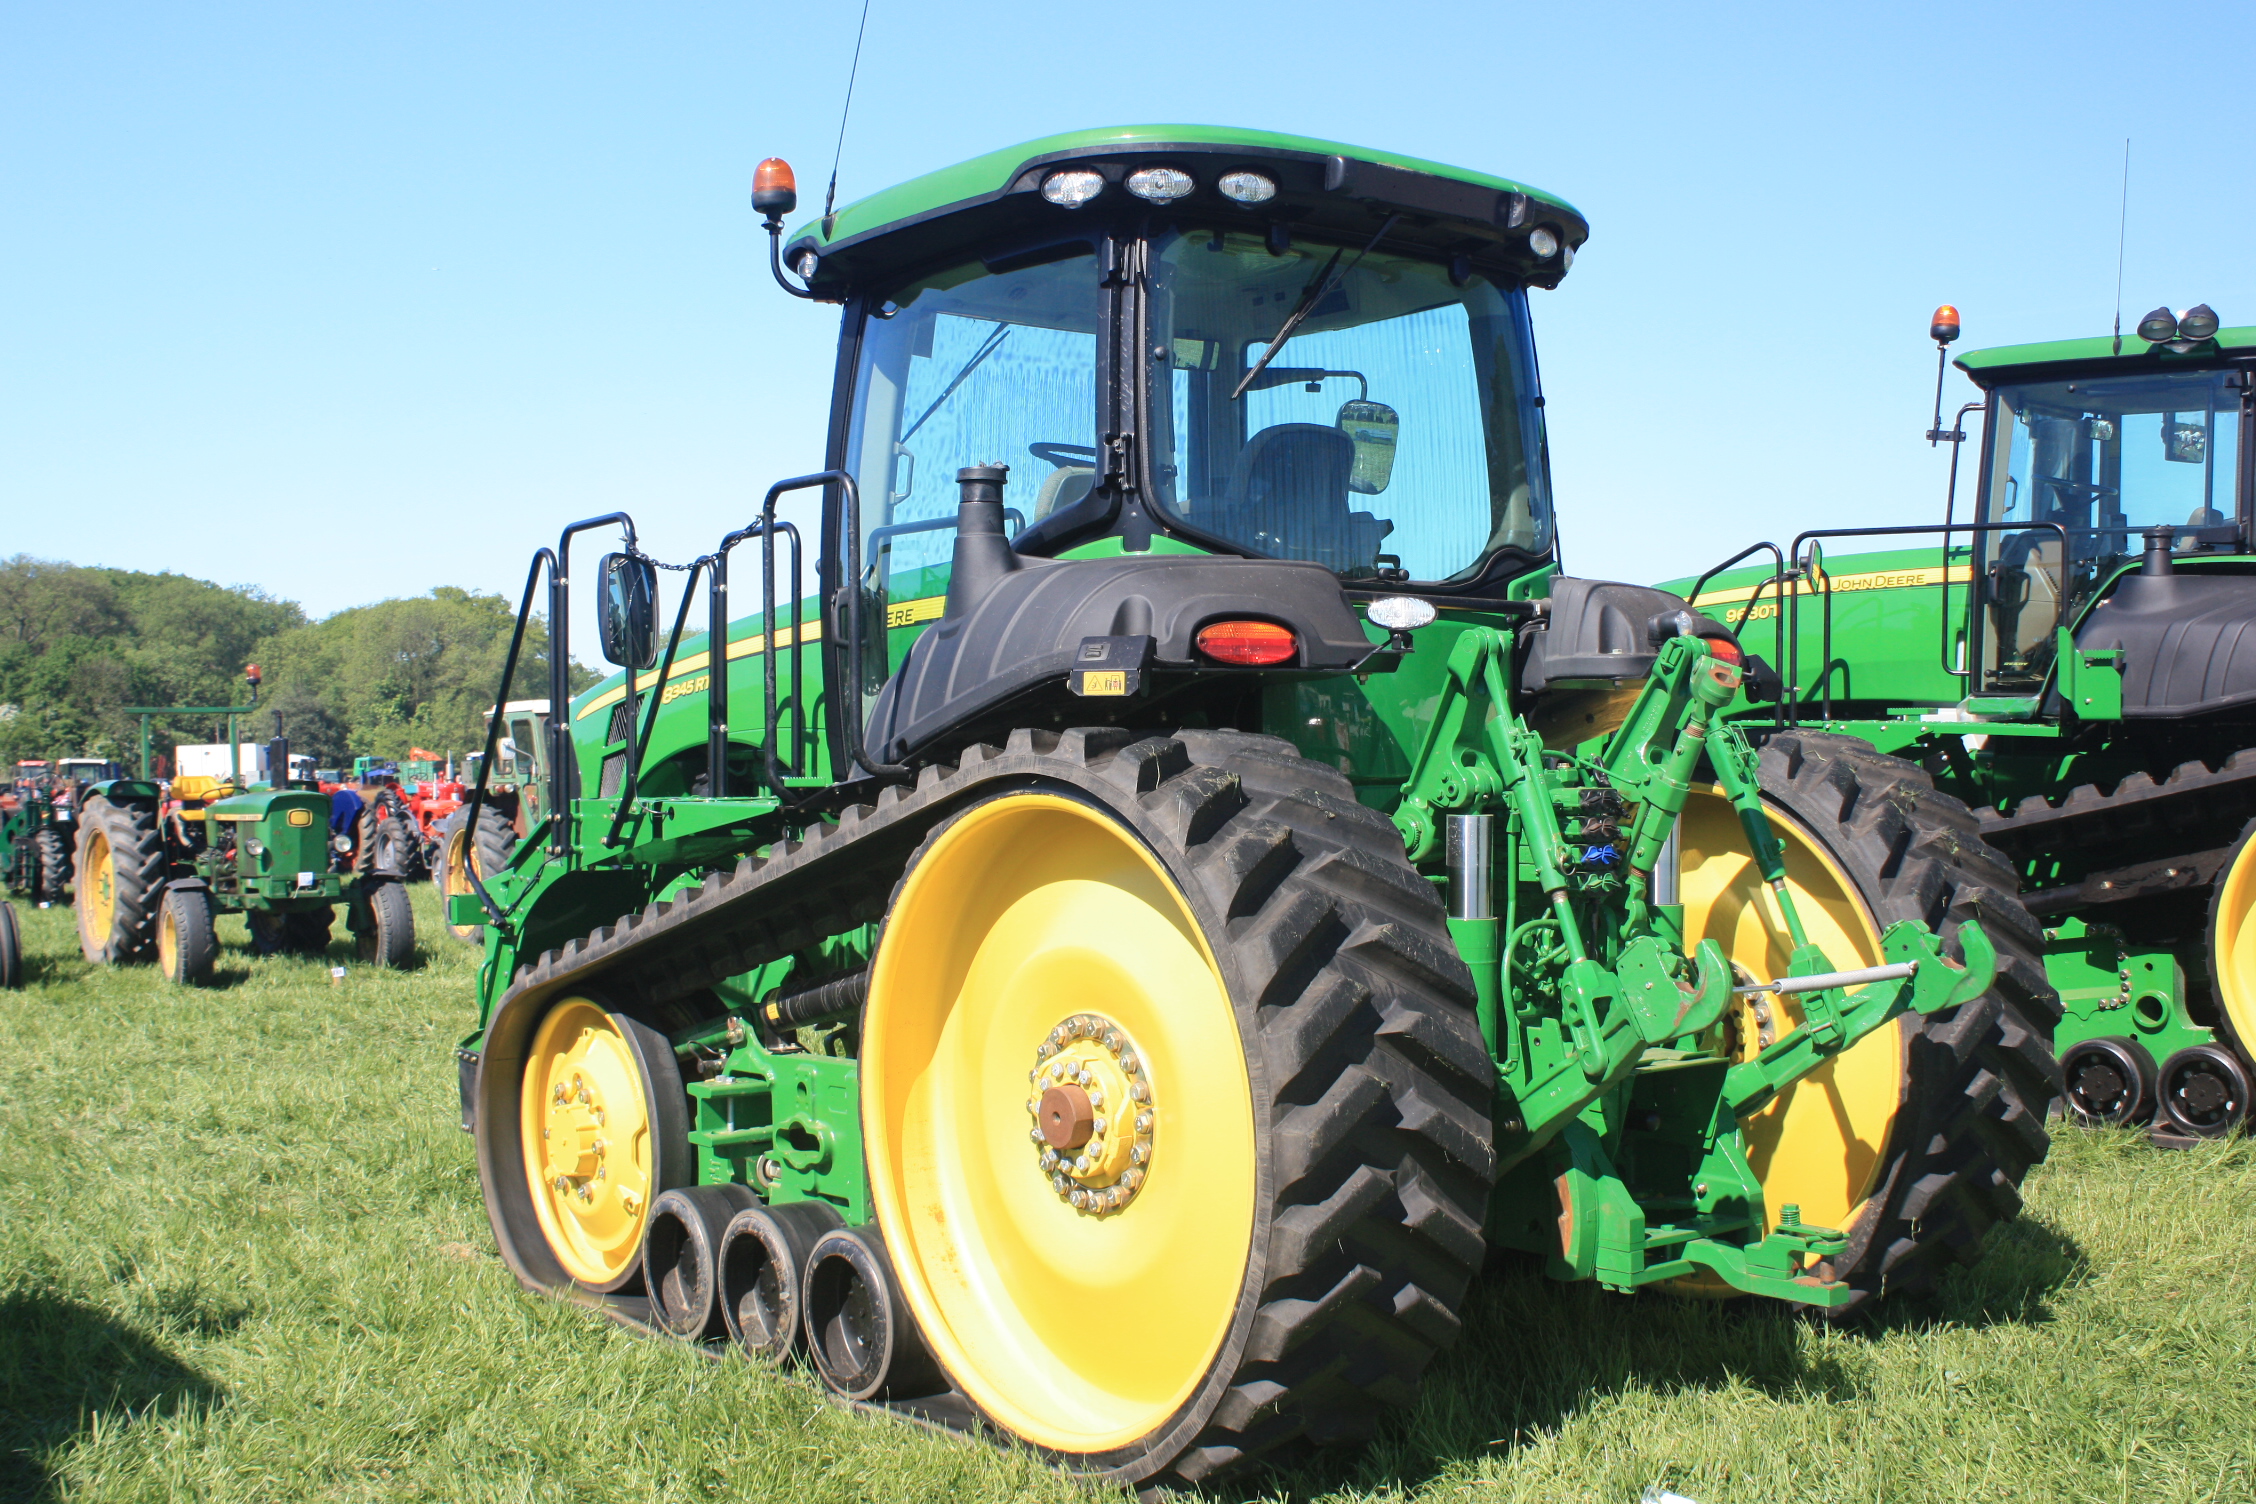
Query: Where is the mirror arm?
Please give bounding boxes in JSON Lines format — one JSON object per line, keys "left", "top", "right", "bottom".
{"left": 607, "top": 557, "right": 707, "bottom": 849}
{"left": 549, "top": 513, "right": 636, "bottom": 855}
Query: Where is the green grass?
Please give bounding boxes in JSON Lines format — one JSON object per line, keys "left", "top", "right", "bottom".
{"left": 2, "top": 887, "right": 2252, "bottom": 1503}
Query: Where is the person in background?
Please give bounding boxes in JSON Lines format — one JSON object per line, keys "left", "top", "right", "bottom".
{"left": 329, "top": 783, "right": 366, "bottom": 873}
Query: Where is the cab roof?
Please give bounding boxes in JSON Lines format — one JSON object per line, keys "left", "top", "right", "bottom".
{"left": 1955, "top": 324, "right": 2256, "bottom": 382}
{"left": 783, "top": 124, "right": 1587, "bottom": 296}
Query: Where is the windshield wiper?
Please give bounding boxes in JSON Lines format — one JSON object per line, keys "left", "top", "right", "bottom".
{"left": 903, "top": 322, "right": 1012, "bottom": 441}
{"left": 1230, "top": 214, "right": 1399, "bottom": 402}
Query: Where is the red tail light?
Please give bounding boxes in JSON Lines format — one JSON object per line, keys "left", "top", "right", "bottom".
{"left": 1706, "top": 637, "right": 1744, "bottom": 665}
{"left": 1196, "top": 620, "right": 1297, "bottom": 666}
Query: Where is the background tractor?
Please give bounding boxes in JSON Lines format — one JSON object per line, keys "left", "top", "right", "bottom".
{"left": 74, "top": 733, "right": 417, "bottom": 984}
{"left": 449, "top": 128, "right": 2055, "bottom": 1491}
{"left": 1668, "top": 306, "right": 2254, "bottom": 1142}
{"left": 430, "top": 699, "right": 547, "bottom": 943}
{"left": 3, "top": 761, "right": 76, "bottom": 903}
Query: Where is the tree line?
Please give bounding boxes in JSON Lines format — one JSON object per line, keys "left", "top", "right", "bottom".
{"left": 0, "top": 555, "right": 591, "bottom": 772}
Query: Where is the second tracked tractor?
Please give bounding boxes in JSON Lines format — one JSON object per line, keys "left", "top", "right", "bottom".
{"left": 453, "top": 128, "right": 2055, "bottom": 1490}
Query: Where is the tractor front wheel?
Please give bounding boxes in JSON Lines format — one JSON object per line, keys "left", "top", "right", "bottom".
{"left": 862, "top": 730, "right": 1493, "bottom": 1489}
{"left": 1677, "top": 731, "right": 2057, "bottom": 1310}
{"left": 74, "top": 797, "right": 165, "bottom": 965}
{"left": 355, "top": 881, "right": 416, "bottom": 968}
{"left": 158, "top": 888, "right": 218, "bottom": 985}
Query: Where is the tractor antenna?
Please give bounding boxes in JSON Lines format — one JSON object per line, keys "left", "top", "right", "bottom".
{"left": 821, "top": 0, "right": 872, "bottom": 232}
{"left": 2112, "top": 139, "right": 2130, "bottom": 355}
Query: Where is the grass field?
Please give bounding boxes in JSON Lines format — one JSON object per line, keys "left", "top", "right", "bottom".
{"left": 3, "top": 887, "right": 2253, "bottom": 1503}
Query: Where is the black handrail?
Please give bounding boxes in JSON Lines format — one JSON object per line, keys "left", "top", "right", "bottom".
{"left": 1681, "top": 540, "right": 1790, "bottom": 725}
{"left": 816, "top": 470, "right": 912, "bottom": 781}
{"left": 707, "top": 516, "right": 804, "bottom": 799}
{"left": 1785, "top": 520, "right": 2071, "bottom": 722}
{"left": 459, "top": 547, "right": 557, "bottom": 929}
{"left": 546, "top": 513, "right": 638, "bottom": 855}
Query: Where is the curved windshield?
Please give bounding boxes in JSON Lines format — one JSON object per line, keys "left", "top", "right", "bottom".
{"left": 844, "top": 249, "right": 1101, "bottom": 609}
{"left": 1145, "top": 228, "right": 1551, "bottom": 582}
{"left": 1978, "top": 367, "right": 2246, "bottom": 685}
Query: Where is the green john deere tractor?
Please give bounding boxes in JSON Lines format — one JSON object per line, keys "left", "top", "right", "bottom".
{"left": 452, "top": 127, "right": 2054, "bottom": 1490}
{"left": 1668, "top": 305, "right": 2255, "bottom": 1143}
{"left": 74, "top": 734, "right": 417, "bottom": 984}
{"left": 3, "top": 760, "right": 77, "bottom": 904}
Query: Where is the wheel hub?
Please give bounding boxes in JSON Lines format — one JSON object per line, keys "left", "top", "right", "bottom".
{"left": 1026, "top": 1012, "right": 1153, "bottom": 1215}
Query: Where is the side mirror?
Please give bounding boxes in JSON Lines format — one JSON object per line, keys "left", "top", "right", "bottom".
{"left": 1338, "top": 400, "right": 1400, "bottom": 495}
{"left": 598, "top": 552, "right": 659, "bottom": 670}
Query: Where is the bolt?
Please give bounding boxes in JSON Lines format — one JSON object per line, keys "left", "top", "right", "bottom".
{"left": 1123, "top": 1168, "right": 1144, "bottom": 1190}
{"left": 553, "top": 1084, "right": 566, "bottom": 1103}
{"left": 1029, "top": 1127, "right": 1044, "bottom": 1143}
{"left": 553, "top": 1175, "right": 568, "bottom": 1193}
{"left": 1052, "top": 1173, "right": 1069, "bottom": 1193}
{"left": 1104, "top": 1032, "right": 1122, "bottom": 1052}
{"left": 1094, "top": 1116, "right": 1108, "bottom": 1135}
{"left": 1076, "top": 1069, "right": 1092, "bottom": 1087}
{"left": 1121, "top": 1053, "right": 1139, "bottom": 1075}
{"left": 1694, "top": 1182, "right": 1709, "bottom": 1197}
{"left": 597, "top": 1167, "right": 606, "bottom": 1180}
{"left": 542, "top": 1127, "right": 551, "bottom": 1140}
{"left": 1040, "top": 1149, "right": 1060, "bottom": 1170}
{"left": 1135, "top": 1112, "right": 1154, "bottom": 1133}
{"left": 1089, "top": 1089, "right": 1104, "bottom": 1109}
{"left": 1132, "top": 1082, "right": 1150, "bottom": 1102}
{"left": 1130, "top": 1143, "right": 1148, "bottom": 1165}
{"left": 1070, "top": 1190, "right": 1089, "bottom": 1210}
{"left": 1026, "top": 1098, "right": 1038, "bottom": 1115}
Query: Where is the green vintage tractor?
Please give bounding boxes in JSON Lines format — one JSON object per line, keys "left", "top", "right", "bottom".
{"left": 451, "top": 128, "right": 2054, "bottom": 1490}
{"left": 1668, "top": 304, "right": 2254, "bottom": 1141}
{"left": 2, "top": 761, "right": 75, "bottom": 904}
{"left": 74, "top": 735, "right": 417, "bottom": 984}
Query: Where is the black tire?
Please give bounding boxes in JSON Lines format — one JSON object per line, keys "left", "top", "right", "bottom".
{"left": 33, "top": 826, "right": 70, "bottom": 903}
{"left": 73, "top": 796, "right": 165, "bottom": 965}
{"left": 1730, "top": 731, "right": 2060, "bottom": 1310}
{"left": 433, "top": 805, "right": 516, "bottom": 943}
{"left": 359, "top": 806, "right": 424, "bottom": 881}
{"left": 0, "top": 900, "right": 21, "bottom": 989}
{"left": 158, "top": 887, "right": 218, "bottom": 985}
{"left": 355, "top": 880, "right": 416, "bottom": 968}
{"left": 868, "top": 729, "right": 1496, "bottom": 1488}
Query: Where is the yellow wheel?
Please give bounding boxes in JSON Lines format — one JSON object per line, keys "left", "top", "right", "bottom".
{"left": 434, "top": 806, "right": 514, "bottom": 944}
{"left": 73, "top": 796, "right": 163, "bottom": 965}
{"left": 2206, "top": 816, "right": 2256, "bottom": 1062}
{"left": 862, "top": 729, "right": 1493, "bottom": 1489}
{"left": 1676, "top": 733, "right": 2056, "bottom": 1307}
{"left": 519, "top": 998, "right": 685, "bottom": 1290}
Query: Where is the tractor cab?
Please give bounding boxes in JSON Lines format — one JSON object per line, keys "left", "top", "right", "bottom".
{"left": 797, "top": 129, "right": 1582, "bottom": 681}
{"left": 1962, "top": 319, "right": 2254, "bottom": 690}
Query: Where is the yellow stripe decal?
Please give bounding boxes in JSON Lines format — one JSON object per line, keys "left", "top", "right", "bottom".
{"left": 1690, "top": 564, "right": 1972, "bottom": 608}
{"left": 576, "top": 622, "right": 826, "bottom": 721}
{"left": 571, "top": 595, "right": 951, "bottom": 722}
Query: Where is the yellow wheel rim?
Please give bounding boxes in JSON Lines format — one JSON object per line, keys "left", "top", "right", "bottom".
{"left": 1677, "top": 787, "right": 1897, "bottom": 1248}
{"left": 520, "top": 999, "right": 658, "bottom": 1286}
{"left": 83, "top": 832, "right": 116, "bottom": 946}
{"left": 2212, "top": 829, "right": 2256, "bottom": 1050}
{"left": 442, "top": 831, "right": 477, "bottom": 938}
{"left": 158, "top": 898, "right": 179, "bottom": 980}
{"left": 865, "top": 794, "right": 1255, "bottom": 1455}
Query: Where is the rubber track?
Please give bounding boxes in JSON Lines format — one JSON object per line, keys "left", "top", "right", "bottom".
{"left": 1754, "top": 733, "right": 2061, "bottom": 1312}
{"left": 1976, "top": 748, "right": 2256, "bottom": 864}
{"left": 75, "top": 796, "right": 165, "bottom": 964}
{"left": 482, "top": 727, "right": 1495, "bottom": 1487}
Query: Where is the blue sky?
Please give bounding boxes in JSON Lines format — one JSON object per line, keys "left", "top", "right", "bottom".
{"left": 6, "top": 2, "right": 2251, "bottom": 660}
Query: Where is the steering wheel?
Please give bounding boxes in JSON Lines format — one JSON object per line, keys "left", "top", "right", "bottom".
{"left": 1029, "top": 441, "right": 1098, "bottom": 469}
{"left": 2037, "top": 475, "right": 2116, "bottom": 501}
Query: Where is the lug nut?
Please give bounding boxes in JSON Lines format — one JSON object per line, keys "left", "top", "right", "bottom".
{"left": 1121, "top": 1053, "right": 1139, "bottom": 1075}
{"left": 1130, "top": 1143, "right": 1148, "bottom": 1165}
{"left": 1132, "top": 1082, "right": 1150, "bottom": 1102}
{"left": 1135, "top": 1112, "right": 1154, "bottom": 1133}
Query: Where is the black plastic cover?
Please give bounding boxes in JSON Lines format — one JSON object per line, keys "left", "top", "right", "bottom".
{"left": 2073, "top": 571, "right": 2256, "bottom": 717}
{"left": 1521, "top": 577, "right": 1731, "bottom": 694}
{"left": 865, "top": 554, "right": 1374, "bottom": 761}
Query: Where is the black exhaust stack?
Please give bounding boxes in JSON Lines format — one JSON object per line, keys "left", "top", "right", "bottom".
{"left": 945, "top": 465, "right": 1018, "bottom": 619}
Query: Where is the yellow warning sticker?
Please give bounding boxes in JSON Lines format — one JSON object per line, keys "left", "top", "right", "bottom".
{"left": 1080, "top": 670, "right": 1128, "bottom": 696}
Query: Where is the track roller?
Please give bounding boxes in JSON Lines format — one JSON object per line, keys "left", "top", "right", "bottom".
{"left": 642, "top": 1184, "right": 760, "bottom": 1340}
{"left": 2061, "top": 1036, "right": 2157, "bottom": 1127}
{"left": 2155, "top": 1045, "right": 2251, "bottom": 1139}
{"left": 718, "top": 1199, "right": 843, "bottom": 1363}
{"left": 802, "top": 1224, "right": 942, "bottom": 1402}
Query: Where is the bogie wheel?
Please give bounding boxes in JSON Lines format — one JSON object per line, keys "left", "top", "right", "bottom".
{"left": 158, "top": 887, "right": 219, "bottom": 985}
{"left": 0, "top": 900, "right": 21, "bottom": 989}
{"left": 434, "top": 807, "right": 515, "bottom": 944}
{"left": 508, "top": 997, "right": 692, "bottom": 1292}
{"left": 1677, "top": 731, "right": 2058, "bottom": 1310}
{"left": 2203, "top": 815, "right": 2256, "bottom": 1068}
{"left": 34, "top": 827, "right": 71, "bottom": 903}
{"left": 355, "top": 881, "right": 416, "bottom": 968}
{"left": 863, "top": 730, "right": 1494, "bottom": 1489}
{"left": 2059, "top": 1036, "right": 2157, "bottom": 1127}
{"left": 74, "top": 797, "right": 165, "bottom": 965}
{"left": 2155, "top": 1045, "right": 2251, "bottom": 1139}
